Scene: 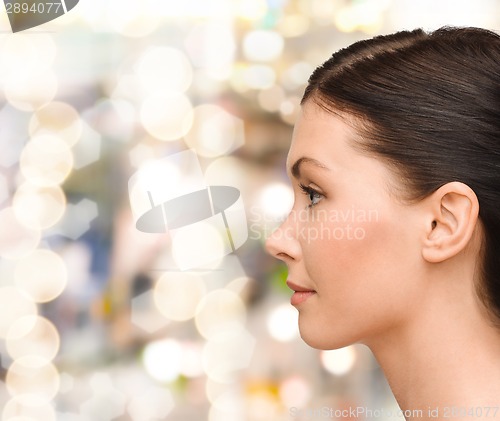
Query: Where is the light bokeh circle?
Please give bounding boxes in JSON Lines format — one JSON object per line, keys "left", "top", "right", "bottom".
{"left": 142, "top": 339, "right": 182, "bottom": 382}
{"left": 320, "top": 346, "right": 357, "bottom": 376}
{"left": 171, "top": 221, "right": 225, "bottom": 270}
{"left": 13, "top": 183, "right": 66, "bottom": 230}
{"left": 0, "top": 287, "right": 38, "bottom": 339}
{"left": 19, "top": 135, "right": 73, "bottom": 187}
{"left": 14, "top": 249, "right": 68, "bottom": 303}
{"left": 5, "top": 356, "right": 60, "bottom": 400}
{"left": 5, "top": 69, "right": 58, "bottom": 112}
{"left": 154, "top": 272, "right": 206, "bottom": 321}
{"left": 29, "top": 101, "right": 83, "bottom": 147}
{"left": 184, "top": 104, "right": 242, "bottom": 158}
{"left": 195, "top": 289, "right": 246, "bottom": 340}
{"left": 140, "top": 93, "right": 193, "bottom": 141}
{"left": 6, "top": 315, "right": 60, "bottom": 361}
{"left": 3, "top": 394, "right": 56, "bottom": 421}
{"left": 136, "top": 46, "right": 193, "bottom": 93}
{"left": 0, "top": 208, "right": 41, "bottom": 260}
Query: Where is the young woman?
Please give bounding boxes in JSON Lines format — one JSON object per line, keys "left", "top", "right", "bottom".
{"left": 266, "top": 27, "right": 500, "bottom": 419}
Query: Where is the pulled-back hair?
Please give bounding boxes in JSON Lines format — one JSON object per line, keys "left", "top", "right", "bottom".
{"left": 302, "top": 27, "right": 500, "bottom": 323}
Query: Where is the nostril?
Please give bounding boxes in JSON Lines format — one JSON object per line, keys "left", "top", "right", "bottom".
{"left": 264, "top": 223, "right": 299, "bottom": 262}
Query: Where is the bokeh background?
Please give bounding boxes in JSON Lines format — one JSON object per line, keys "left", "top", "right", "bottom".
{"left": 0, "top": 1, "right": 499, "bottom": 420}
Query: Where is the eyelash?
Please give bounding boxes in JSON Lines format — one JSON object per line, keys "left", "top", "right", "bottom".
{"left": 299, "top": 183, "right": 324, "bottom": 208}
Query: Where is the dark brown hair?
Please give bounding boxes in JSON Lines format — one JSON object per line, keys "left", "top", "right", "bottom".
{"left": 302, "top": 27, "right": 500, "bottom": 323}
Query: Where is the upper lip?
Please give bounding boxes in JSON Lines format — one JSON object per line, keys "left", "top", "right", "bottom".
{"left": 286, "top": 280, "right": 316, "bottom": 292}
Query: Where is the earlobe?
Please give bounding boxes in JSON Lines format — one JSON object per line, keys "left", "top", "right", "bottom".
{"left": 422, "top": 182, "right": 479, "bottom": 263}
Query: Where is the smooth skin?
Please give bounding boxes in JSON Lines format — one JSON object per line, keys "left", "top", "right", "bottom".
{"left": 266, "top": 102, "right": 500, "bottom": 420}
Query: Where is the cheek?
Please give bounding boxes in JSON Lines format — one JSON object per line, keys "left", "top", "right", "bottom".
{"left": 299, "top": 215, "right": 414, "bottom": 349}
{"left": 300, "top": 211, "right": 419, "bottom": 336}
{"left": 301, "top": 209, "right": 391, "bottom": 280}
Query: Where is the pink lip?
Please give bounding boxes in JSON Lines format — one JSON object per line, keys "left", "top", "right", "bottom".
{"left": 286, "top": 280, "right": 317, "bottom": 306}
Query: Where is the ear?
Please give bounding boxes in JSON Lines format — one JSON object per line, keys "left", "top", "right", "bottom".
{"left": 422, "top": 182, "right": 479, "bottom": 263}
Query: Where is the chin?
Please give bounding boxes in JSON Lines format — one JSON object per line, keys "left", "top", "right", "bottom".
{"left": 298, "top": 321, "right": 356, "bottom": 350}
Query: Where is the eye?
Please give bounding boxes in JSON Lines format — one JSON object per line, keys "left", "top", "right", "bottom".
{"left": 299, "top": 183, "right": 324, "bottom": 208}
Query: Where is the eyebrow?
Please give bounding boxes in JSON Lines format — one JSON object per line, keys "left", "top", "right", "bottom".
{"left": 290, "top": 157, "right": 330, "bottom": 179}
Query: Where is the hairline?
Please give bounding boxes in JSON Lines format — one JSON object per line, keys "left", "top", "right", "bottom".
{"left": 302, "top": 94, "right": 417, "bottom": 205}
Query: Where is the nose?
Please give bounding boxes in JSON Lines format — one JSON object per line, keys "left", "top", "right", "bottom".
{"left": 265, "top": 214, "right": 301, "bottom": 263}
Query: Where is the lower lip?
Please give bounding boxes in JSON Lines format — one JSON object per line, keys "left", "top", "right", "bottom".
{"left": 291, "top": 291, "right": 316, "bottom": 306}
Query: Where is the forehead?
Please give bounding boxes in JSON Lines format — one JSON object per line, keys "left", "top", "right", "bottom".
{"left": 285, "top": 102, "right": 399, "bottom": 198}
{"left": 286, "top": 103, "right": 357, "bottom": 172}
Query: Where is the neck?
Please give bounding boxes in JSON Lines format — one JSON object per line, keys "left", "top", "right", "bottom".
{"left": 366, "top": 271, "right": 500, "bottom": 420}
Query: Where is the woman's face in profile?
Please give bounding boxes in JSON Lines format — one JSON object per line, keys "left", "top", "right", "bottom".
{"left": 266, "top": 102, "right": 430, "bottom": 350}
